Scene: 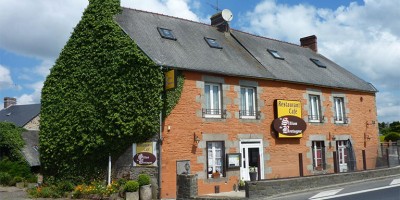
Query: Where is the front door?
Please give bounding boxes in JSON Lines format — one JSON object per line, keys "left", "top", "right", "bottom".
{"left": 240, "top": 140, "right": 264, "bottom": 181}
{"left": 337, "top": 140, "right": 348, "bottom": 172}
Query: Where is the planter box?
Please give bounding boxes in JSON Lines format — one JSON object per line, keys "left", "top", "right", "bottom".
{"left": 139, "top": 185, "right": 152, "bottom": 200}
{"left": 126, "top": 191, "right": 139, "bottom": 200}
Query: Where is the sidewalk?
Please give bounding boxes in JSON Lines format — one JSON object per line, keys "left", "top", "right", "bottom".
{"left": 0, "top": 186, "right": 29, "bottom": 200}
{"left": 195, "top": 190, "right": 246, "bottom": 199}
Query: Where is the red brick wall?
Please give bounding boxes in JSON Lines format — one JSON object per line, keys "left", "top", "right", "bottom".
{"left": 160, "top": 71, "right": 378, "bottom": 198}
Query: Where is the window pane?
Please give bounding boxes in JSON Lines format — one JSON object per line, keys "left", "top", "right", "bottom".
{"left": 240, "top": 88, "right": 246, "bottom": 111}
{"left": 212, "top": 85, "right": 219, "bottom": 112}
{"left": 205, "top": 85, "right": 210, "bottom": 109}
{"left": 248, "top": 88, "right": 254, "bottom": 113}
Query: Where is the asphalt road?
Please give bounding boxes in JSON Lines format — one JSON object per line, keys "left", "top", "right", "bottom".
{"left": 270, "top": 176, "right": 400, "bottom": 200}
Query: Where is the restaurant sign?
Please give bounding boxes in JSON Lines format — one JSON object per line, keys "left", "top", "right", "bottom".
{"left": 274, "top": 100, "right": 306, "bottom": 138}
{"left": 133, "top": 152, "right": 156, "bottom": 165}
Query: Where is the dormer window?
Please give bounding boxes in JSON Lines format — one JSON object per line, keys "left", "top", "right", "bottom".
{"left": 204, "top": 37, "right": 222, "bottom": 49}
{"left": 310, "top": 58, "right": 326, "bottom": 68}
{"left": 157, "top": 27, "right": 176, "bottom": 40}
{"left": 267, "top": 49, "right": 284, "bottom": 59}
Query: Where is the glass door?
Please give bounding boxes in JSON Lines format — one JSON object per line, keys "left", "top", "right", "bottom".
{"left": 240, "top": 140, "right": 263, "bottom": 181}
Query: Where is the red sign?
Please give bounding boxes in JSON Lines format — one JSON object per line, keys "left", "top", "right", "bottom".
{"left": 133, "top": 152, "right": 156, "bottom": 165}
{"left": 273, "top": 115, "right": 307, "bottom": 136}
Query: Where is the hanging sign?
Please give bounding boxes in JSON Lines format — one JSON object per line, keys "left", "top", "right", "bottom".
{"left": 275, "top": 100, "right": 306, "bottom": 138}
{"left": 165, "top": 69, "right": 177, "bottom": 90}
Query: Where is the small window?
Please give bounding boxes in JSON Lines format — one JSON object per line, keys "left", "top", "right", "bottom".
{"left": 203, "top": 83, "right": 223, "bottom": 118}
{"left": 157, "top": 27, "right": 176, "bottom": 40}
{"left": 310, "top": 58, "right": 326, "bottom": 68}
{"left": 240, "top": 87, "right": 258, "bottom": 119}
{"left": 334, "top": 97, "right": 346, "bottom": 124}
{"left": 204, "top": 37, "right": 222, "bottom": 49}
{"left": 267, "top": 49, "right": 284, "bottom": 59}
{"left": 309, "top": 95, "right": 322, "bottom": 123}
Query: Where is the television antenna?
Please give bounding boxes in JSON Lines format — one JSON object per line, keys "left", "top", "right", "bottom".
{"left": 207, "top": 0, "right": 221, "bottom": 12}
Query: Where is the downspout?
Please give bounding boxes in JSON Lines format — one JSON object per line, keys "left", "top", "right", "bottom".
{"left": 157, "top": 65, "right": 164, "bottom": 199}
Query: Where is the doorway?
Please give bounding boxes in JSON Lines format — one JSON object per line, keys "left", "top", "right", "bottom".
{"left": 336, "top": 140, "right": 348, "bottom": 172}
{"left": 240, "top": 139, "right": 264, "bottom": 181}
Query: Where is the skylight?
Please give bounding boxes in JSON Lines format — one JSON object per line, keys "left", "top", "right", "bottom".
{"left": 204, "top": 37, "right": 222, "bottom": 49}
{"left": 310, "top": 58, "right": 326, "bottom": 68}
{"left": 267, "top": 49, "right": 284, "bottom": 59}
{"left": 157, "top": 27, "right": 176, "bottom": 40}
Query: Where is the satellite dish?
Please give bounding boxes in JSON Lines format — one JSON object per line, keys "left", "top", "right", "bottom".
{"left": 221, "top": 9, "right": 233, "bottom": 22}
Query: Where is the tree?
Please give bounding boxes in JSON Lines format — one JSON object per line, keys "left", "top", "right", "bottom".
{"left": 40, "top": 0, "right": 163, "bottom": 179}
{"left": 0, "top": 122, "right": 25, "bottom": 161}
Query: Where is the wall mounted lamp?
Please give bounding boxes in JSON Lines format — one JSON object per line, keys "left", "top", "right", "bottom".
{"left": 194, "top": 132, "right": 200, "bottom": 144}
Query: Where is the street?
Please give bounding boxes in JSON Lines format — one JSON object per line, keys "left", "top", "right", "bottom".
{"left": 270, "top": 176, "right": 400, "bottom": 200}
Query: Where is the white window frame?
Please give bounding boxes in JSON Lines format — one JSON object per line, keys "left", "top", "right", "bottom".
{"left": 309, "top": 95, "right": 321, "bottom": 122}
{"left": 204, "top": 83, "right": 222, "bottom": 118}
{"left": 334, "top": 97, "right": 345, "bottom": 123}
{"left": 240, "top": 86, "right": 256, "bottom": 119}
{"left": 207, "top": 141, "right": 224, "bottom": 178}
{"left": 312, "top": 141, "right": 325, "bottom": 170}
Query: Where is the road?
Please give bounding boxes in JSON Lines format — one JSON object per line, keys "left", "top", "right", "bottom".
{"left": 269, "top": 176, "right": 400, "bottom": 200}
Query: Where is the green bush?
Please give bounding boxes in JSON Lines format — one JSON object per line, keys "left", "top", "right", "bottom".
{"left": 137, "top": 174, "right": 150, "bottom": 186}
{"left": 56, "top": 180, "right": 75, "bottom": 193}
{"left": 0, "top": 172, "right": 12, "bottom": 185}
{"left": 0, "top": 159, "right": 31, "bottom": 178}
{"left": 13, "top": 176, "right": 24, "bottom": 183}
{"left": 124, "top": 180, "right": 139, "bottom": 192}
{"left": 384, "top": 132, "right": 400, "bottom": 142}
{"left": 117, "top": 178, "right": 127, "bottom": 187}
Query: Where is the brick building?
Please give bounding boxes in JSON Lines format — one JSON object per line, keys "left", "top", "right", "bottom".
{"left": 114, "top": 8, "right": 379, "bottom": 198}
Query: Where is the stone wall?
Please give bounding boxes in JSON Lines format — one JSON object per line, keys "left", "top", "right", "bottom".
{"left": 246, "top": 166, "right": 400, "bottom": 198}
{"left": 177, "top": 174, "right": 198, "bottom": 199}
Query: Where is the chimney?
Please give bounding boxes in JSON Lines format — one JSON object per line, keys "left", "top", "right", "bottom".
{"left": 210, "top": 9, "right": 233, "bottom": 32}
{"left": 300, "top": 35, "right": 317, "bottom": 52}
{"left": 4, "top": 97, "right": 16, "bottom": 108}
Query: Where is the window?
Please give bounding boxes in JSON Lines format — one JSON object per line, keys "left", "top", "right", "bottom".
{"left": 157, "top": 27, "right": 176, "bottom": 40}
{"left": 312, "top": 141, "right": 325, "bottom": 170}
{"left": 207, "top": 141, "right": 224, "bottom": 178}
{"left": 267, "top": 49, "right": 284, "bottom": 59}
{"left": 204, "top": 37, "right": 222, "bottom": 49}
{"left": 310, "top": 58, "right": 326, "bottom": 68}
{"left": 309, "top": 95, "right": 322, "bottom": 122}
{"left": 240, "top": 87, "right": 257, "bottom": 119}
{"left": 334, "top": 97, "right": 346, "bottom": 123}
{"left": 203, "top": 83, "right": 222, "bottom": 118}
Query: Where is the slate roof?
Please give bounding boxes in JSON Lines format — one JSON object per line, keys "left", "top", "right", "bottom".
{"left": 21, "top": 131, "right": 40, "bottom": 167}
{"left": 115, "top": 8, "right": 377, "bottom": 93}
{"left": 0, "top": 104, "right": 41, "bottom": 127}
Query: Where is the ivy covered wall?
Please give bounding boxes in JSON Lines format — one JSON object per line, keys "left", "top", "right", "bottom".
{"left": 40, "top": 0, "right": 165, "bottom": 179}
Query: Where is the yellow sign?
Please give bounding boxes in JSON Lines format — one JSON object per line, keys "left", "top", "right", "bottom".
{"left": 165, "top": 70, "right": 176, "bottom": 90}
{"left": 276, "top": 100, "right": 303, "bottom": 138}
{"left": 136, "top": 142, "right": 153, "bottom": 153}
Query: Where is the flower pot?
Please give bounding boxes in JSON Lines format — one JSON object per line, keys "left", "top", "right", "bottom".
{"left": 139, "top": 184, "right": 152, "bottom": 200}
{"left": 126, "top": 191, "right": 139, "bottom": 200}
{"left": 249, "top": 172, "right": 257, "bottom": 181}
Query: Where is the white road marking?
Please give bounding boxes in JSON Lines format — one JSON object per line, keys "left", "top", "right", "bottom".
{"left": 311, "top": 185, "right": 400, "bottom": 200}
{"left": 390, "top": 178, "right": 400, "bottom": 185}
{"left": 309, "top": 188, "right": 343, "bottom": 199}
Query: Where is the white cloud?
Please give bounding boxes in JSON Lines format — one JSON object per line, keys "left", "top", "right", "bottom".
{"left": 0, "top": 0, "right": 88, "bottom": 60}
{"left": 121, "top": 0, "right": 200, "bottom": 21}
{"left": 241, "top": 0, "right": 400, "bottom": 122}
{"left": 16, "top": 81, "right": 43, "bottom": 105}
{"left": 0, "top": 64, "right": 14, "bottom": 90}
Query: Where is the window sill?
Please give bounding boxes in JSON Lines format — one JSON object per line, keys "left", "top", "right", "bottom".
{"left": 309, "top": 120, "right": 322, "bottom": 123}
{"left": 204, "top": 114, "right": 222, "bottom": 119}
{"left": 240, "top": 116, "right": 257, "bottom": 120}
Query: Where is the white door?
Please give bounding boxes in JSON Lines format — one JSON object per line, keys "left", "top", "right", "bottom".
{"left": 240, "top": 140, "right": 264, "bottom": 181}
{"left": 337, "top": 140, "right": 348, "bottom": 172}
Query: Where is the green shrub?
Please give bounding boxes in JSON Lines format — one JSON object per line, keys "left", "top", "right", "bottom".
{"left": 384, "top": 132, "right": 400, "bottom": 142}
{"left": 13, "top": 176, "right": 24, "bottom": 183}
{"left": 137, "top": 174, "right": 150, "bottom": 186}
{"left": 117, "top": 178, "right": 127, "bottom": 187}
{"left": 28, "top": 186, "right": 62, "bottom": 198}
{"left": 0, "top": 172, "right": 12, "bottom": 185}
{"left": 26, "top": 174, "right": 37, "bottom": 183}
{"left": 56, "top": 180, "right": 75, "bottom": 193}
{"left": 124, "top": 180, "right": 139, "bottom": 192}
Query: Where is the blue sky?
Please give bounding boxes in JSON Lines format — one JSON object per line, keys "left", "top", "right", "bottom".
{"left": 0, "top": 0, "right": 399, "bottom": 123}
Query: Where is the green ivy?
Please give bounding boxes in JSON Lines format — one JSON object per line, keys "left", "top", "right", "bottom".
{"left": 40, "top": 0, "right": 164, "bottom": 179}
{"left": 0, "top": 122, "right": 25, "bottom": 161}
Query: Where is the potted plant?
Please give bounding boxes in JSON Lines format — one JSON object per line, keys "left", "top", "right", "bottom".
{"left": 125, "top": 180, "right": 139, "bottom": 200}
{"left": 138, "top": 174, "right": 152, "bottom": 200}
{"left": 212, "top": 170, "right": 220, "bottom": 178}
{"left": 238, "top": 179, "right": 245, "bottom": 191}
{"left": 249, "top": 166, "right": 257, "bottom": 181}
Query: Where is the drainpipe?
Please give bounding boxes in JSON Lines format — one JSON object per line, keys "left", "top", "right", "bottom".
{"left": 157, "top": 65, "right": 164, "bottom": 199}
